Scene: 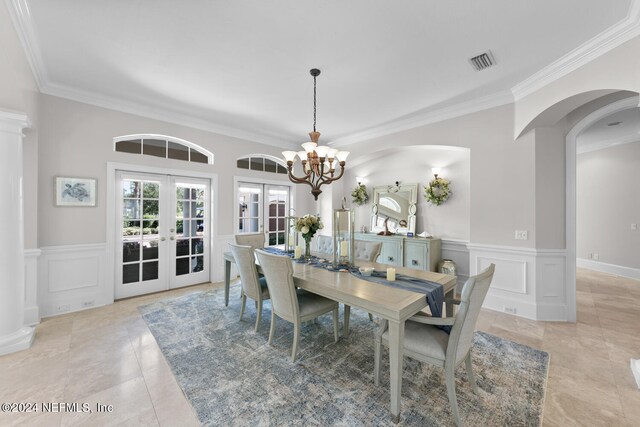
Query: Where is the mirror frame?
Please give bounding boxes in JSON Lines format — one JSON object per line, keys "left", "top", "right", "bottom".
{"left": 370, "top": 183, "right": 418, "bottom": 235}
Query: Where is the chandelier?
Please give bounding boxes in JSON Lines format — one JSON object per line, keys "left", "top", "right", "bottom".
{"left": 282, "top": 68, "right": 349, "bottom": 200}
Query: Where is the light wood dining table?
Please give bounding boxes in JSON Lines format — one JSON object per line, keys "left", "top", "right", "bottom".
{"left": 223, "top": 251, "right": 457, "bottom": 422}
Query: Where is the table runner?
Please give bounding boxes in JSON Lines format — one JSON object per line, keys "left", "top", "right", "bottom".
{"left": 261, "top": 247, "right": 448, "bottom": 331}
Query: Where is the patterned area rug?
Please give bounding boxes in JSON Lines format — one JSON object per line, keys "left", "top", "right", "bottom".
{"left": 139, "top": 287, "right": 548, "bottom": 426}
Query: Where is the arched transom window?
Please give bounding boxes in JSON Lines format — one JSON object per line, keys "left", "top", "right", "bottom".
{"left": 114, "top": 134, "right": 214, "bottom": 164}
{"left": 237, "top": 154, "right": 287, "bottom": 175}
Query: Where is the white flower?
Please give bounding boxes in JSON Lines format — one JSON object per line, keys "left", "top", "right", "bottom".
{"left": 318, "top": 222, "right": 323, "bottom": 229}
{"left": 301, "top": 226, "right": 310, "bottom": 234}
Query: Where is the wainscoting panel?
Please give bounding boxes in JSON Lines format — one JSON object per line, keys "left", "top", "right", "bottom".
{"left": 38, "top": 244, "right": 109, "bottom": 317}
{"left": 477, "top": 256, "right": 527, "bottom": 294}
{"left": 24, "top": 249, "right": 41, "bottom": 325}
{"left": 468, "top": 244, "right": 569, "bottom": 321}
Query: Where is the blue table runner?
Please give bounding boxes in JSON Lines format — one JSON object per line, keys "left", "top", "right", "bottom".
{"left": 261, "top": 247, "right": 448, "bottom": 332}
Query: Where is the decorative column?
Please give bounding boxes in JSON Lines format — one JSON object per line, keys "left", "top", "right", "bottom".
{"left": 0, "top": 111, "right": 34, "bottom": 356}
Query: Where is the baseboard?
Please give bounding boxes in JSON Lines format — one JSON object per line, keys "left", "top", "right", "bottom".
{"left": 576, "top": 258, "right": 640, "bottom": 281}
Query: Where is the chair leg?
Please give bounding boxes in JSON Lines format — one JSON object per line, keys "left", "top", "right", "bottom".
{"left": 374, "top": 337, "right": 382, "bottom": 386}
{"left": 254, "top": 300, "right": 262, "bottom": 332}
{"left": 291, "top": 323, "right": 301, "bottom": 362}
{"left": 268, "top": 311, "right": 276, "bottom": 345}
{"left": 239, "top": 294, "right": 247, "bottom": 321}
{"left": 333, "top": 307, "right": 339, "bottom": 343}
{"left": 445, "top": 367, "right": 462, "bottom": 427}
{"left": 465, "top": 352, "right": 478, "bottom": 394}
{"left": 344, "top": 305, "right": 351, "bottom": 336}
{"left": 368, "top": 313, "right": 374, "bottom": 322}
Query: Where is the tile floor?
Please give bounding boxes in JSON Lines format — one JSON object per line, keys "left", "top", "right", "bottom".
{"left": 0, "top": 268, "right": 638, "bottom": 426}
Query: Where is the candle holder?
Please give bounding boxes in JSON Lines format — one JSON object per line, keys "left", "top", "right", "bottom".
{"left": 285, "top": 216, "right": 298, "bottom": 254}
{"left": 333, "top": 207, "right": 354, "bottom": 266}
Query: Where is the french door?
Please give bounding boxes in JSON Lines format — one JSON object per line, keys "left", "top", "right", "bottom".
{"left": 237, "top": 182, "right": 290, "bottom": 246}
{"left": 115, "top": 171, "right": 210, "bottom": 299}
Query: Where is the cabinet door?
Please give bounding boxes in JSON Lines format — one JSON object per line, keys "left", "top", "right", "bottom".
{"left": 378, "top": 240, "right": 402, "bottom": 266}
{"left": 404, "top": 241, "right": 428, "bottom": 271}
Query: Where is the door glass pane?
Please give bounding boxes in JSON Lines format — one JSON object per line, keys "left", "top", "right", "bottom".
{"left": 123, "top": 242, "right": 140, "bottom": 262}
{"left": 122, "top": 264, "right": 139, "bottom": 284}
{"left": 144, "top": 200, "right": 159, "bottom": 218}
{"left": 123, "top": 200, "right": 140, "bottom": 219}
{"left": 143, "top": 182, "right": 159, "bottom": 198}
{"left": 176, "top": 258, "right": 189, "bottom": 276}
{"left": 142, "top": 261, "right": 159, "bottom": 281}
{"left": 122, "top": 181, "right": 140, "bottom": 198}
{"left": 176, "top": 239, "right": 189, "bottom": 256}
{"left": 142, "top": 240, "right": 159, "bottom": 260}
{"left": 193, "top": 256, "right": 204, "bottom": 273}
{"left": 123, "top": 221, "right": 140, "bottom": 236}
{"left": 191, "top": 238, "right": 203, "bottom": 254}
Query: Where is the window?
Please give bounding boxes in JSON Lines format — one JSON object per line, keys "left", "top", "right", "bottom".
{"left": 236, "top": 154, "right": 287, "bottom": 175}
{"left": 114, "top": 134, "right": 213, "bottom": 165}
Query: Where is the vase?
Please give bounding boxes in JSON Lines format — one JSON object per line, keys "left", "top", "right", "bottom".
{"left": 304, "top": 238, "right": 312, "bottom": 261}
{"left": 438, "top": 259, "right": 457, "bottom": 276}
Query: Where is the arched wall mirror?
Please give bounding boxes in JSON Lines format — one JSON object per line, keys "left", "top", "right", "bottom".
{"left": 370, "top": 183, "right": 418, "bottom": 235}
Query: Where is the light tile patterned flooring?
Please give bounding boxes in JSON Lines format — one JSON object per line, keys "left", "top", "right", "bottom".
{"left": 0, "top": 268, "right": 638, "bottom": 426}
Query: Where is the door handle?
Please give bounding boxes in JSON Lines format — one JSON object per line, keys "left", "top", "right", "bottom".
{"left": 170, "top": 228, "right": 175, "bottom": 232}
{"left": 169, "top": 236, "right": 175, "bottom": 240}
{"left": 160, "top": 237, "right": 166, "bottom": 241}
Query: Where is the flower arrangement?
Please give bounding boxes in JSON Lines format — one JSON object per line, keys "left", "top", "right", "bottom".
{"left": 351, "top": 184, "right": 369, "bottom": 206}
{"left": 424, "top": 176, "right": 451, "bottom": 206}
{"left": 295, "top": 214, "right": 323, "bottom": 242}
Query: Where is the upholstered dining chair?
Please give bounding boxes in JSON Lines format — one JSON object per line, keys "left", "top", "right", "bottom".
{"left": 373, "top": 264, "right": 495, "bottom": 427}
{"left": 234, "top": 232, "right": 265, "bottom": 253}
{"left": 255, "top": 249, "right": 339, "bottom": 362}
{"left": 229, "top": 243, "right": 270, "bottom": 332}
{"left": 316, "top": 235, "right": 333, "bottom": 255}
{"left": 344, "top": 240, "right": 383, "bottom": 328}
{"left": 354, "top": 240, "right": 382, "bottom": 263}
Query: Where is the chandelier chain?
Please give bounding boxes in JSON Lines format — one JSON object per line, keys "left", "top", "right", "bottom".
{"left": 313, "top": 73, "right": 317, "bottom": 132}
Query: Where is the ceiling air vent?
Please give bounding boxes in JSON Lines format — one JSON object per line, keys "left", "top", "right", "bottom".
{"left": 468, "top": 51, "right": 495, "bottom": 71}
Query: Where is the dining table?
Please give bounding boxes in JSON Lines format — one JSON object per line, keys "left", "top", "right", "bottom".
{"left": 222, "top": 250, "right": 457, "bottom": 422}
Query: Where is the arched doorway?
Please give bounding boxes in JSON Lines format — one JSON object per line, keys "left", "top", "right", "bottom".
{"left": 565, "top": 95, "right": 639, "bottom": 321}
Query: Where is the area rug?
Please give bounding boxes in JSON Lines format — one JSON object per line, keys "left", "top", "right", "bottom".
{"left": 139, "top": 287, "right": 548, "bottom": 426}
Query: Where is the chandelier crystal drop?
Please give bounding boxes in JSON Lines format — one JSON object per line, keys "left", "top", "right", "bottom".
{"left": 282, "top": 68, "right": 349, "bottom": 200}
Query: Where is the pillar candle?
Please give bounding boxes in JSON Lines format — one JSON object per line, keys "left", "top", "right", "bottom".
{"left": 340, "top": 240, "right": 349, "bottom": 257}
{"left": 386, "top": 267, "right": 396, "bottom": 281}
{"left": 294, "top": 246, "right": 302, "bottom": 259}
{"left": 289, "top": 232, "right": 296, "bottom": 247}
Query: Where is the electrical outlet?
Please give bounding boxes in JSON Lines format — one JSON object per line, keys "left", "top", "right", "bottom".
{"left": 57, "top": 304, "right": 70, "bottom": 313}
{"left": 504, "top": 306, "right": 517, "bottom": 314}
{"left": 632, "top": 223, "right": 638, "bottom": 230}
{"left": 593, "top": 253, "right": 599, "bottom": 260}
{"left": 514, "top": 230, "right": 528, "bottom": 240}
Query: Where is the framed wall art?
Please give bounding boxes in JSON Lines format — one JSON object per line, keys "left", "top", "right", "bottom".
{"left": 55, "top": 177, "right": 97, "bottom": 207}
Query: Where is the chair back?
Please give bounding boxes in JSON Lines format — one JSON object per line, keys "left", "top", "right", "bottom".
{"left": 316, "top": 235, "right": 333, "bottom": 255}
{"left": 255, "top": 249, "right": 299, "bottom": 322}
{"left": 229, "top": 243, "right": 263, "bottom": 301}
{"left": 447, "top": 264, "right": 495, "bottom": 365}
{"left": 354, "top": 240, "right": 382, "bottom": 262}
{"left": 234, "top": 232, "right": 265, "bottom": 253}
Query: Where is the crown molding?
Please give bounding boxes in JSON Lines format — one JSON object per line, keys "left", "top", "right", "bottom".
{"left": 41, "top": 82, "right": 300, "bottom": 150}
{"left": 5, "top": 0, "right": 47, "bottom": 89}
{"left": 577, "top": 132, "right": 640, "bottom": 154}
{"left": 328, "top": 90, "right": 514, "bottom": 148}
{"left": 511, "top": 0, "right": 640, "bottom": 101}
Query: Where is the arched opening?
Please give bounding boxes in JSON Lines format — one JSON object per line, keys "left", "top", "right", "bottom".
{"left": 565, "top": 94, "right": 639, "bottom": 321}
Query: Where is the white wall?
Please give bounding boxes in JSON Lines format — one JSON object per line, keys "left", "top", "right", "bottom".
{"left": 344, "top": 146, "right": 470, "bottom": 241}
{"left": 36, "top": 94, "right": 315, "bottom": 246}
{"left": 577, "top": 141, "right": 640, "bottom": 269}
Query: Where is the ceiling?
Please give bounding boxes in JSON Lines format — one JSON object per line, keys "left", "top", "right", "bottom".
{"left": 578, "top": 106, "right": 640, "bottom": 153}
{"left": 9, "top": 0, "right": 638, "bottom": 148}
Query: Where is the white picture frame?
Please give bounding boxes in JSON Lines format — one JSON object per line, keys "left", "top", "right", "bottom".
{"left": 55, "top": 177, "right": 97, "bottom": 207}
